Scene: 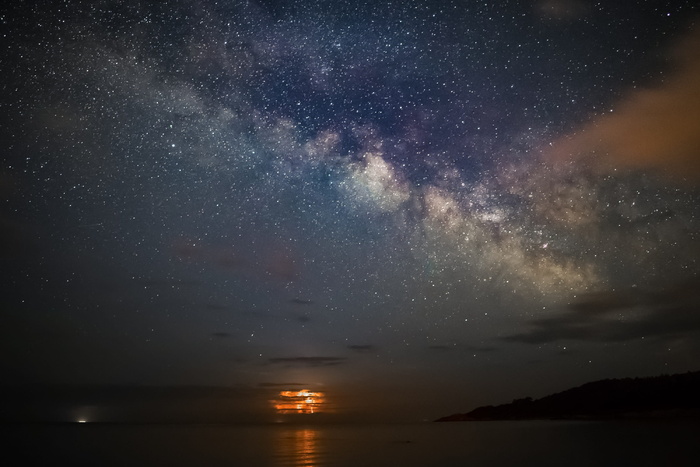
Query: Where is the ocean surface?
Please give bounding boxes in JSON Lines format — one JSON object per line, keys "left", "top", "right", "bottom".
{"left": 7, "top": 420, "right": 700, "bottom": 466}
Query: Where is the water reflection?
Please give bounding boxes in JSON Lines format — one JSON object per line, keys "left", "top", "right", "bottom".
{"left": 275, "top": 427, "right": 324, "bottom": 466}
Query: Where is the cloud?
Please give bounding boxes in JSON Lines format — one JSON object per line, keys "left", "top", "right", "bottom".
{"left": 428, "top": 344, "right": 497, "bottom": 353}
{"left": 137, "top": 278, "right": 201, "bottom": 288}
{"left": 546, "top": 26, "right": 700, "bottom": 181}
{"left": 428, "top": 345, "right": 454, "bottom": 352}
{"left": 290, "top": 298, "right": 313, "bottom": 305}
{"left": 267, "top": 356, "right": 347, "bottom": 367}
{"left": 295, "top": 314, "right": 311, "bottom": 324}
{"left": 347, "top": 344, "right": 377, "bottom": 353}
{"left": 258, "top": 382, "right": 306, "bottom": 388}
{"left": 210, "top": 332, "right": 231, "bottom": 338}
{"left": 504, "top": 281, "right": 700, "bottom": 344}
{"left": 462, "top": 344, "right": 498, "bottom": 353}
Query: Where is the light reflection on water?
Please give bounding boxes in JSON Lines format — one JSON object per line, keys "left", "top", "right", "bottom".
{"left": 274, "top": 427, "right": 325, "bottom": 467}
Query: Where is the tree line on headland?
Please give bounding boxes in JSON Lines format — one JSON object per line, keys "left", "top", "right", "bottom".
{"left": 436, "top": 370, "right": 700, "bottom": 421}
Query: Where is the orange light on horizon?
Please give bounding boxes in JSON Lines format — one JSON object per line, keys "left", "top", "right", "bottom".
{"left": 273, "top": 389, "right": 326, "bottom": 414}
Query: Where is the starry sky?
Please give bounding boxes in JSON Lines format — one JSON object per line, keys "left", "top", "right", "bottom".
{"left": 2, "top": 0, "right": 700, "bottom": 422}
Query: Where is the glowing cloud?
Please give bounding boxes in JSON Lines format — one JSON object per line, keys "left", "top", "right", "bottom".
{"left": 273, "top": 389, "right": 326, "bottom": 414}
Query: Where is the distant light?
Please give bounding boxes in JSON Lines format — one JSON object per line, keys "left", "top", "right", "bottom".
{"left": 77, "top": 420, "right": 87, "bottom": 423}
{"left": 273, "top": 389, "right": 326, "bottom": 414}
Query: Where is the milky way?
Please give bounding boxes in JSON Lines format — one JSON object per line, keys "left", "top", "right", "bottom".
{"left": 2, "top": 0, "right": 700, "bottom": 421}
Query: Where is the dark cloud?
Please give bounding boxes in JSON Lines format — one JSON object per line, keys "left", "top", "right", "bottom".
{"left": 504, "top": 281, "right": 700, "bottom": 344}
{"left": 348, "top": 344, "right": 377, "bottom": 353}
{"left": 467, "top": 345, "right": 498, "bottom": 353}
{"left": 257, "top": 382, "right": 306, "bottom": 388}
{"left": 295, "top": 314, "right": 311, "bottom": 323}
{"left": 211, "top": 332, "right": 231, "bottom": 338}
{"left": 290, "top": 298, "right": 313, "bottom": 305}
{"left": 428, "top": 345, "right": 454, "bottom": 352}
{"left": 137, "top": 279, "right": 201, "bottom": 288}
{"left": 567, "top": 290, "right": 639, "bottom": 315}
{"left": 429, "top": 344, "right": 497, "bottom": 353}
{"left": 267, "top": 356, "right": 347, "bottom": 367}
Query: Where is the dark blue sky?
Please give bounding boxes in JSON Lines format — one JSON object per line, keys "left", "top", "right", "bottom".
{"left": 2, "top": 0, "right": 700, "bottom": 422}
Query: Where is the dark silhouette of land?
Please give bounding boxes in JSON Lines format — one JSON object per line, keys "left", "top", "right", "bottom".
{"left": 437, "top": 370, "right": 700, "bottom": 421}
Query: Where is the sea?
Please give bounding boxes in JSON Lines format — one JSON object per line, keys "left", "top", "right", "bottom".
{"left": 7, "top": 420, "right": 700, "bottom": 466}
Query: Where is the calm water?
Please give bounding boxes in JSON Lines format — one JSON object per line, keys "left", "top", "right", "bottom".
{"left": 7, "top": 420, "right": 700, "bottom": 466}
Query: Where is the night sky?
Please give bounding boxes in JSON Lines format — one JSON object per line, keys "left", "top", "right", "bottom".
{"left": 2, "top": 0, "right": 700, "bottom": 423}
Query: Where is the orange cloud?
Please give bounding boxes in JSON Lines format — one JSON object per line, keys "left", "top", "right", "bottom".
{"left": 546, "top": 26, "right": 700, "bottom": 181}
{"left": 273, "top": 389, "right": 327, "bottom": 414}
